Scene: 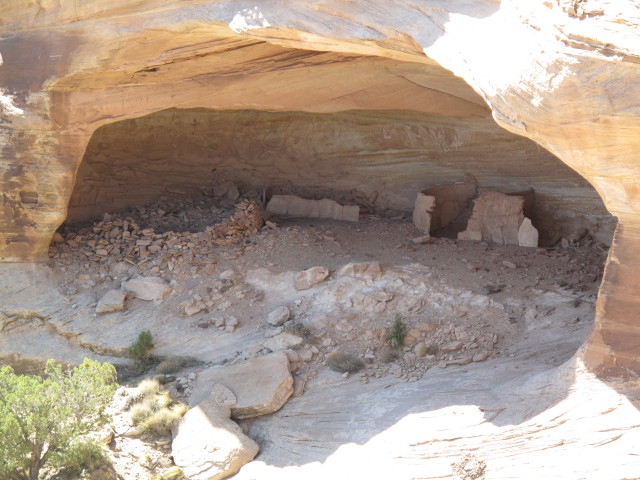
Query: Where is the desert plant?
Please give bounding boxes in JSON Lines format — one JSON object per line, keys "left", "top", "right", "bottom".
{"left": 284, "top": 321, "right": 315, "bottom": 345}
{"left": 127, "top": 330, "right": 154, "bottom": 363}
{"left": 156, "top": 356, "right": 198, "bottom": 375}
{"left": 127, "top": 379, "right": 187, "bottom": 438}
{"left": 0, "top": 359, "right": 117, "bottom": 480}
{"left": 326, "top": 351, "right": 365, "bottom": 373}
{"left": 378, "top": 345, "right": 397, "bottom": 363}
{"left": 386, "top": 314, "right": 407, "bottom": 349}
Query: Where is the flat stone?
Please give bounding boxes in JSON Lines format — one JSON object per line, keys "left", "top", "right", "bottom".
{"left": 294, "top": 266, "right": 329, "bottom": 290}
{"left": 190, "top": 352, "right": 294, "bottom": 419}
{"left": 172, "top": 384, "right": 259, "bottom": 480}
{"left": 267, "top": 306, "right": 290, "bottom": 326}
{"left": 262, "top": 332, "right": 304, "bottom": 352}
{"left": 95, "top": 289, "right": 127, "bottom": 314}
{"left": 441, "top": 341, "right": 464, "bottom": 352}
{"left": 336, "top": 261, "right": 383, "bottom": 281}
{"left": 123, "top": 276, "right": 171, "bottom": 302}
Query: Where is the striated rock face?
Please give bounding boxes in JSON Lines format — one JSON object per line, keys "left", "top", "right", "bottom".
{"left": 0, "top": 0, "right": 638, "bottom": 375}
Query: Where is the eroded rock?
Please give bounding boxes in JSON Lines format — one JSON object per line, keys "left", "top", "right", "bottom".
{"left": 96, "top": 289, "right": 127, "bottom": 314}
{"left": 190, "top": 353, "right": 293, "bottom": 419}
{"left": 267, "top": 306, "right": 290, "bottom": 326}
{"left": 294, "top": 266, "right": 329, "bottom": 291}
{"left": 172, "top": 384, "right": 259, "bottom": 480}
{"left": 123, "top": 276, "right": 171, "bottom": 302}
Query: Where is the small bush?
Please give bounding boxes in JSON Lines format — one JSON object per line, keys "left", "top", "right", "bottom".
{"left": 127, "top": 330, "right": 154, "bottom": 363}
{"left": 138, "top": 404, "right": 188, "bottom": 437}
{"left": 124, "top": 378, "right": 162, "bottom": 410}
{"left": 284, "top": 321, "right": 315, "bottom": 345}
{"left": 127, "top": 379, "right": 186, "bottom": 438}
{"left": 386, "top": 314, "right": 407, "bottom": 349}
{"left": 378, "top": 345, "right": 397, "bottom": 363}
{"left": 326, "top": 352, "right": 365, "bottom": 373}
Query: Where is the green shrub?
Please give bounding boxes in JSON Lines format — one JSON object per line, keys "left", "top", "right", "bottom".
{"left": 386, "top": 314, "right": 407, "bottom": 349}
{"left": 127, "top": 330, "right": 154, "bottom": 363}
{"left": 326, "top": 352, "right": 365, "bottom": 373}
{"left": 128, "top": 379, "right": 187, "bottom": 438}
{"left": 0, "top": 359, "right": 117, "bottom": 480}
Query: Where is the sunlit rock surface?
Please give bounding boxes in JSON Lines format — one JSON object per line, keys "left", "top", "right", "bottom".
{"left": 0, "top": 1, "right": 638, "bottom": 386}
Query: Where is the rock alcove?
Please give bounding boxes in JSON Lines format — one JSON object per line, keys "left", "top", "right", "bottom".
{"left": 2, "top": 2, "right": 640, "bottom": 478}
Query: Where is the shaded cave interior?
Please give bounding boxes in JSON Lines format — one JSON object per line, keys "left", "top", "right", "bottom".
{"left": 65, "top": 107, "right": 615, "bottom": 247}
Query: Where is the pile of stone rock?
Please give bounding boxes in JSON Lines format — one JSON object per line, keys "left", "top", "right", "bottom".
{"left": 50, "top": 200, "right": 267, "bottom": 267}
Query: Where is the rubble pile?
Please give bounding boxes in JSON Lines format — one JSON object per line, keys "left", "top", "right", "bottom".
{"left": 50, "top": 200, "right": 267, "bottom": 270}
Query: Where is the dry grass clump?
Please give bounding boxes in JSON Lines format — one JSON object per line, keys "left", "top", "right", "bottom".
{"left": 378, "top": 345, "right": 397, "bottom": 364}
{"left": 156, "top": 356, "right": 197, "bottom": 375}
{"left": 284, "top": 321, "right": 315, "bottom": 345}
{"left": 126, "top": 379, "right": 187, "bottom": 437}
{"left": 326, "top": 351, "right": 365, "bottom": 373}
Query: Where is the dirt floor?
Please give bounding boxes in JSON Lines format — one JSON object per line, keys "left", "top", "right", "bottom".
{"left": 1, "top": 192, "right": 616, "bottom": 479}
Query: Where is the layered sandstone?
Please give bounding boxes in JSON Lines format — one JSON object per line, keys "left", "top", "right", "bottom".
{"left": 0, "top": 0, "right": 638, "bottom": 376}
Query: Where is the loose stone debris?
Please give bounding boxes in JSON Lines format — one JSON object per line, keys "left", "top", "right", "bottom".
{"left": 17, "top": 186, "right": 609, "bottom": 480}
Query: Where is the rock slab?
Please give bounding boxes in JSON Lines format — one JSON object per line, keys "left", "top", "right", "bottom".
{"left": 190, "top": 352, "right": 293, "bottom": 419}
{"left": 294, "top": 266, "right": 329, "bottom": 290}
{"left": 267, "top": 195, "right": 359, "bottom": 222}
{"left": 123, "top": 276, "right": 171, "bottom": 302}
{"left": 172, "top": 384, "right": 259, "bottom": 480}
{"left": 95, "top": 289, "right": 127, "bottom": 314}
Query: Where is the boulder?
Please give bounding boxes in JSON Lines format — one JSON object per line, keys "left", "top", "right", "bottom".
{"left": 267, "top": 306, "right": 290, "bottom": 326}
{"left": 95, "top": 290, "right": 127, "bottom": 314}
{"left": 262, "top": 332, "right": 304, "bottom": 352}
{"left": 294, "top": 266, "right": 329, "bottom": 290}
{"left": 172, "top": 384, "right": 259, "bottom": 480}
{"left": 123, "top": 276, "right": 171, "bottom": 302}
{"left": 190, "top": 352, "right": 293, "bottom": 419}
{"left": 337, "top": 262, "right": 383, "bottom": 281}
